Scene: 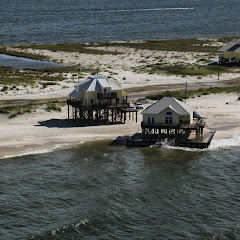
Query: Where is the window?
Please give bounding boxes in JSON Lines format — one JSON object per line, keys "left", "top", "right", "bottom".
{"left": 165, "top": 112, "right": 173, "bottom": 124}
{"left": 116, "top": 98, "right": 120, "bottom": 104}
{"left": 90, "top": 99, "right": 94, "bottom": 105}
{"left": 148, "top": 117, "right": 155, "bottom": 124}
{"left": 148, "top": 117, "right": 151, "bottom": 124}
{"left": 152, "top": 117, "right": 154, "bottom": 124}
{"left": 104, "top": 89, "right": 107, "bottom": 94}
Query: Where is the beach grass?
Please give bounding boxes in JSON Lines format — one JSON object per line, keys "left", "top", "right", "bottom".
{"left": 135, "top": 63, "right": 240, "bottom": 76}
{"left": 146, "top": 86, "right": 240, "bottom": 101}
{"left": 0, "top": 47, "right": 49, "bottom": 61}
{"left": 98, "top": 37, "right": 239, "bottom": 53}
{"left": 6, "top": 37, "right": 238, "bottom": 56}
{"left": 0, "top": 66, "right": 68, "bottom": 85}
{"left": 0, "top": 101, "right": 65, "bottom": 118}
{"left": 17, "top": 43, "right": 122, "bottom": 55}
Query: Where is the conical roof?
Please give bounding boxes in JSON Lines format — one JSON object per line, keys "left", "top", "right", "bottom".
{"left": 69, "top": 76, "right": 124, "bottom": 98}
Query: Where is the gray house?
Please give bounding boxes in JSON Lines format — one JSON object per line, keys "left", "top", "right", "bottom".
{"left": 218, "top": 39, "right": 240, "bottom": 64}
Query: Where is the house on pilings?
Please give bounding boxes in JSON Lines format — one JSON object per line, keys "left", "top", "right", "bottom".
{"left": 218, "top": 39, "right": 240, "bottom": 65}
{"left": 127, "top": 97, "right": 215, "bottom": 148}
{"left": 67, "top": 76, "right": 137, "bottom": 124}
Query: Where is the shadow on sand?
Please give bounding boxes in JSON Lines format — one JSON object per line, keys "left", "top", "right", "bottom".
{"left": 36, "top": 119, "right": 89, "bottom": 128}
{"left": 36, "top": 119, "right": 123, "bottom": 128}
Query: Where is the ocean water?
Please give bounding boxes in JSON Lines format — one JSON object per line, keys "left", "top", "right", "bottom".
{"left": 0, "top": 139, "right": 240, "bottom": 239}
{"left": 1, "top": 0, "right": 240, "bottom": 45}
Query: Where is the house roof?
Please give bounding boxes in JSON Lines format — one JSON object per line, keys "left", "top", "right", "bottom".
{"left": 218, "top": 39, "right": 240, "bottom": 52}
{"left": 69, "top": 76, "right": 124, "bottom": 98}
{"left": 142, "top": 97, "right": 194, "bottom": 116}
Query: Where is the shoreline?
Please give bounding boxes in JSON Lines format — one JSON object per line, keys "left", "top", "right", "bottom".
{"left": 1, "top": 92, "right": 240, "bottom": 159}
{"left": 1, "top": 38, "right": 240, "bottom": 158}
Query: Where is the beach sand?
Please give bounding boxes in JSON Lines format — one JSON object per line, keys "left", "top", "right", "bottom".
{"left": 1, "top": 45, "right": 240, "bottom": 158}
{"left": 1, "top": 92, "right": 240, "bottom": 158}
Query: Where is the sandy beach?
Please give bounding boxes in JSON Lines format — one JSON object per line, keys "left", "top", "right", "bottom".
{"left": 1, "top": 44, "right": 240, "bottom": 158}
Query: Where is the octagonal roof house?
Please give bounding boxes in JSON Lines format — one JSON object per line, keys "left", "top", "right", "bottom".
{"left": 69, "top": 76, "right": 127, "bottom": 105}
{"left": 67, "top": 76, "right": 135, "bottom": 124}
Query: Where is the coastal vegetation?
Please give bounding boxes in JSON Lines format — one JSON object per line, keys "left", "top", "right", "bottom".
{"left": 0, "top": 65, "right": 93, "bottom": 88}
{"left": 98, "top": 37, "right": 239, "bottom": 53}
{"left": 0, "top": 66, "right": 65, "bottom": 86}
{"left": 146, "top": 86, "right": 240, "bottom": 101}
{"left": 2, "top": 37, "right": 238, "bottom": 58}
{"left": 0, "top": 46, "right": 48, "bottom": 61}
{"left": 0, "top": 101, "right": 64, "bottom": 118}
{"left": 16, "top": 43, "right": 122, "bottom": 55}
{"left": 134, "top": 63, "right": 240, "bottom": 76}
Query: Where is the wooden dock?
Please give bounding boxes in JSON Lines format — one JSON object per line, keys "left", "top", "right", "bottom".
{"left": 113, "top": 131, "right": 216, "bottom": 149}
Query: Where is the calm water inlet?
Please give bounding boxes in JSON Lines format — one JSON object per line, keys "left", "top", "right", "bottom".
{"left": 0, "top": 54, "right": 67, "bottom": 69}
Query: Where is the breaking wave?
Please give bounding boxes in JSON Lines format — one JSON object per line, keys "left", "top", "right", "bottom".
{"left": 1, "top": 142, "right": 84, "bottom": 159}
{"left": 150, "top": 135, "right": 240, "bottom": 151}
{"left": 209, "top": 134, "right": 240, "bottom": 150}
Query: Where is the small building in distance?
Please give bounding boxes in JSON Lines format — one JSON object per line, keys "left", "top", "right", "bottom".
{"left": 67, "top": 76, "right": 137, "bottom": 124}
{"left": 218, "top": 38, "right": 240, "bottom": 65}
{"left": 127, "top": 97, "right": 215, "bottom": 148}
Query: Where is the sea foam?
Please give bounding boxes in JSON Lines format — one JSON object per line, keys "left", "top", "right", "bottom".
{"left": 209, "top": 134, "right": 240, "bottom": 150}
{"left": 151, "top": 135, "right": 240, "bottom": 151}
{"left": 1, "top": 142, "right": 84, "bottom": 159}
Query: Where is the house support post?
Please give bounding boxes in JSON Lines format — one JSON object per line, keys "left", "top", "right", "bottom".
{"left": 68, "top": 104, "right": 70, "bottom": 120}
{"left": 74, "top": 107, "right": 77, "bottom": 122}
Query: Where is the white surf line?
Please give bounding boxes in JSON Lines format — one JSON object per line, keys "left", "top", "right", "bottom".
{"left": 209, "top": 134, "right": 240, "bottom": 150}
{"left": 0, "top": 142, "right": 84, "bottom": 159}
{"left": 90, "top": 8, "right": 194, "bottom": 13}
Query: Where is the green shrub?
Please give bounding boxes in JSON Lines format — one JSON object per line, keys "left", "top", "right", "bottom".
{"left": 1, "top": 86, "right": 8, "bottom": 92}
{"left": 40, "top": 82, "right": 57, "bottom": 88}
{"left": 45, "top": 103, "right": 62, "bottom": 112}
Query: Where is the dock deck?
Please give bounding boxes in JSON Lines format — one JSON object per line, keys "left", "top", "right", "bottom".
{"left": 113, "top": 130, "right": 216, "bottom": 149}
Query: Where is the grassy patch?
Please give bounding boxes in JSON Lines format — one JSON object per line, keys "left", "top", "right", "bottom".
{"left": 0, "top": 47, "right": 48, "bottom": 61}
{"left": 40, "top": 81, "right": 58, "bottom": 88}
{"left": 135, "top": 63, "right": 237, "bottom": 76}
{"left": 0, "top": 104, "right": 36, "bottom": 118}
{"left": 99, "top": 36, "right": 239, "bottom": 53}
{"left": 45, "top": 102, "right": 62, "bottom": 112}
{"left": 17, "top": 43, "right": 122, "bottom": 55}
{"left": 0, "top": 101, "right": 64, "bottom": 118}
{"left": 146, "top": 86, "right": 240, "bottom": 101}
{"left": 0, "top": 65, "right": 72, "bottom": 86}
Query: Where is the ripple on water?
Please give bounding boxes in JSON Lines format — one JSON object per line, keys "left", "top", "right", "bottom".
{"left": 0, "top": 141, "right": 240, "bottom": 239}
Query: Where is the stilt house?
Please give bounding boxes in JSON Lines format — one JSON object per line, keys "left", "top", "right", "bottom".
{"left": 67, "top": 76, "right": 136, "bottom": 124}
{"left": 218, "top": 39, "right": 240, "bottom": 65}
{"left": 140, "top": 97, "right": 205, "bottom": 143}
